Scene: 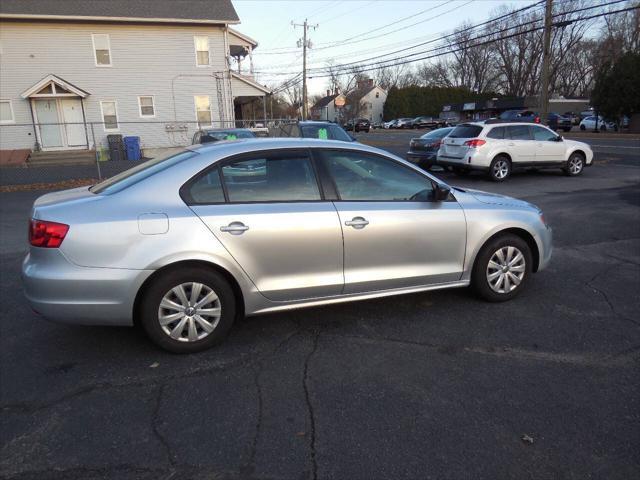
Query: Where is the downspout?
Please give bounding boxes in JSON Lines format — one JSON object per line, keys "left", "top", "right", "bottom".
{"left": 28, "top": 99, "right": 40, "bottom": 151}
{"left": 80, "top": 98, "right": 90, "bottom": 149}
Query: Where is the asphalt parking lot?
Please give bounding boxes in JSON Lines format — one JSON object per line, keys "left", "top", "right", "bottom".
{"left": 1, "top": 131, "right": 639, "bottom": 479}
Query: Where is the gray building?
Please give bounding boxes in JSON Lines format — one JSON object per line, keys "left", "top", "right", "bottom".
{"left": 0, "top": 0, "right": 269, "bottom": 157}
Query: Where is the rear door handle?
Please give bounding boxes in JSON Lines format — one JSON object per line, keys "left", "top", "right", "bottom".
{"left": 220, "top": 221, "right": 249, "bottom": 235}
{"left": 507, "top": 142, "right": 515, "bottom": 146}
{"left": 345, "top": 216, "right": 369, "bottom": 229}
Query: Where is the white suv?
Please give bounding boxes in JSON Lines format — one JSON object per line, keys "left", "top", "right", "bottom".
{"left": 436, "top": 122, "right": 594, "bottom": 181}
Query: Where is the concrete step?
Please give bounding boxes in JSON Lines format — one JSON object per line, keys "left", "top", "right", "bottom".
{"left": 27, "top": 150, "right": 96, "bottom": 166}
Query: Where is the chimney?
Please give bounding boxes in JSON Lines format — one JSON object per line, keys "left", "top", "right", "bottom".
{"left": 327, "top": 89, "right": 330, "bottom": 97}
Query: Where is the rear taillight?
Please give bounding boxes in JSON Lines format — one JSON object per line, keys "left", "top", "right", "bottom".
{"left": 464, "top": 139, "right": 486, "bottom": 148}
{"left": 534, "top": 116, "right": 541, "bottom": 123}
{"left": 29, "top": 219, "right": 69, "bottom": 248}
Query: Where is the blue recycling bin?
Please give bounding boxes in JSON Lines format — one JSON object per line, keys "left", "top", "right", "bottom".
{"left": 123, "top": 136, "right": 141, "bottom": 161}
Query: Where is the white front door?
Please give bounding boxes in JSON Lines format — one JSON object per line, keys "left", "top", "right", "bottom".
{"left": 34, "top": 99, "right": 64, "bottom": 148}
{"left": 60, "top": 99, "right": 86, "bottom": 146}
{"left": 34, "top": 98, "right": 86, "bottom": 150}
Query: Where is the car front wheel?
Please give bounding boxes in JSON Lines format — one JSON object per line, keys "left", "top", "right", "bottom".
{"left": 472, "top": 234, "right": 532, "bottom": 302}
{"left": 139, "top": 266, "right": 236, "bottom": 353}
{"left": 564, "top": 153, "right": 585, "bottom": 176}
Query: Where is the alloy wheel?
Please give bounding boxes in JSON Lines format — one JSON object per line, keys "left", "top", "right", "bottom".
{"left": 157, "top": 282, "right": 222, "bottom": 342}
{"left": 493, "top": 159, "right": 510, "bottom": 179}
{"left": 486, "top": 246, "right": 526, "bottom": 294}
{"left": 568, "top": 156, "right": 583, "bottom": 175}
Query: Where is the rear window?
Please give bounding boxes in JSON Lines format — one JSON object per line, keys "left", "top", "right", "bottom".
{"left": 300, "top": 124, "right": 351, "bottom": 142}
{"left": 448, "top": 124, "right": 483, "bottom": 138}
{"left": 201, "top": 130, "right": 255, "bottom": 143}
{"left": 90, "top": 149, "right": 198, "bottom": 194}
{"left": 420, "top": 127, "right": 453, "bottom": 139}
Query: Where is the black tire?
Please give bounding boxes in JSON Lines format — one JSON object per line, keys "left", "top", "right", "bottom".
{"left": 488, "top": 155, "right": 511, "bottom": 182}
{"left": 453, "top": 166, "right": 470, "bottom": 176}
{"left": 580, "top": 124, "right": 586, "bottom": 131}
{"left": 139, "top": 266, "right": 236, "bottom": 353}
{"left": 471, "top": 233, "right": 533, "bottom": 302}
{"left": 563, "top": 152, "right": 585, "bottom": 176}
{"left": 600, "top": 124, "right": 606, "bottom": 132}
{"left": 563, "top": 127, "right": 571, "bottom": 132}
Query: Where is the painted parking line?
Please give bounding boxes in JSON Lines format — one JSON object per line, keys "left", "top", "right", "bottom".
{"left": 589, "top": 145, "right": 640, "bottom": 149}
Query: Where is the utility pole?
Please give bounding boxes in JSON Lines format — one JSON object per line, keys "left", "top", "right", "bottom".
{"left": 539, "top": 0, "right": 553, "bottom": 126}
{"left": 293, "top": 19, "right": 318, "bottom": 120}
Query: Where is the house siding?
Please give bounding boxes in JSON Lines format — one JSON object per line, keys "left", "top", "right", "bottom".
{"left": 0, "top": 21, "right": 240, "bottom": 151}
{"left": 360, "top": 86, "right": 387, "bottom": 124}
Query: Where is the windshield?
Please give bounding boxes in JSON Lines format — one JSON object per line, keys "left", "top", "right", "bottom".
{"left": 300, "top": 124, "right": 352, "bottom": 142}
{"left": 448, "top": 125, "right": 483, "bottom": 138}
{"left": 421, "top": 127, "right": 453, "bottom": 139}
{"left": 90, "top": 149, "right": 198, "bottom": 194}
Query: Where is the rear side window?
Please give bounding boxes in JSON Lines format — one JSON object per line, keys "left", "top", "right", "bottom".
{"left": 91, "top": 149, "right": 198, "bottom": 194}
{"left": 221, "top": 153, "right": 321, "bottom": 203}
{"left": 486, "top": 126, "right": 506, "bottom": 139}
{"left": 185, "top": 168, "right": 225, "bottom": 204}
{"left": 449, "top": 125, "right": 483, "bottom": 138}
{"left": 507, "top": 125, "right": 532, "bottom": 140}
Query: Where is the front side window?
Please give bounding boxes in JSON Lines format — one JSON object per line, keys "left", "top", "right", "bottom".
{"left": 100, "top": 101, "right": 118, "bottom": 130}
{"left": 319, "top": 150, "right": 433, "bottom": 201}
{"left": 531, "top": 126, "right": 557, "bottom": 141}
{"left": 0, "top": 100, "right": 14, "bottom": 124}
{"left": 221, "top": 153, "right": 320, "bottom": 203}
{"left": 195, "top": 95, "right": 212, "bottom": 126}
{"left": 92, "top": 34, "right": 111, "bottom": 66}
{"left": 194, "top": 36, "right": 210, "bottom": 66}
{"left": 508, "top": 125, "right": 532, "bottom": 140}
{"left": 138, "top": 96, "right": 155, "bottom": 117}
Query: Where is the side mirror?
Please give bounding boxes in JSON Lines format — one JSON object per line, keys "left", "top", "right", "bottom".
{"left": 434, "top": 184, "right": 451, "bottom": 201}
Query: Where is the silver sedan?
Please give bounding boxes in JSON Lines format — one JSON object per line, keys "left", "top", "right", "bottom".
{"left": 22, "top": 138, "right": 552, "bottom": 353}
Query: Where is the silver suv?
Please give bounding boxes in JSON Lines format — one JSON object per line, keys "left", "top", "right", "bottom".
{"left": 437, "top": 122, "right": 593, "bottom": 181}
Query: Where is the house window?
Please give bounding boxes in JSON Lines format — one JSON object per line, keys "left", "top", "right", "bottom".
{"left": 92, "top": 34, "right": 111, "bottom": 66}
{"left": 0, "top": 100, "right": 15, "bottom": 124}
{"left": 376, "top": 92, "right": 380, "bottom": 98}
{"left": 100, "top": 101, "right": 119, "bottom": 130}
{"left": 138, "top": 96, "right": 155, "bottom": 117}
{"left": 194, "top": 36, "right": 210, "bottom": 66}
{"left": 195, "top": 95, "right": 212, "bottom": 126}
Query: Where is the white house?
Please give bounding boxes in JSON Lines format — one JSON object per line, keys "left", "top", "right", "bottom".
{"left": 356, "top": 80, "right": 387, "bottom": 124}
{"left": 310, "top": 91, "right": 346, "bottom": 123}
{"left": 0, "top": 0, "right": 269, "bottom": 159}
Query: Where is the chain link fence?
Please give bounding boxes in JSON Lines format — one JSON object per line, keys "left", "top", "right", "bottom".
{"left": 0, "top": 118, "right": 298, "bottom": 186}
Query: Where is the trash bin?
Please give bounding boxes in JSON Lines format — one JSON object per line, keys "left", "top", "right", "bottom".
{"left": 107, "top": 134, "right": 125, "bottom": 162}
{"left": 123, "top": 136, "right": 141, "bottom": 161}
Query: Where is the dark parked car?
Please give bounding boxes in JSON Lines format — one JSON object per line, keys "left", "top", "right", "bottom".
{"left": 411, "top": 116, "right": 446, "bottom": 129}
{"left": 499, "top": 110, "right": 541, "bottom": 123}
{"left": 192, "top": 128, "right": 256, "bottom": 144}
{"left": 406, "top": 126, "right": 454, "bottom": 170}
{"left": 547, "top": 113, "right": 572, "bottom": 132}
{"left": 563, "top": 111, "right": 580, "bottom": 125}
{"left": 272, "top": 121, "right": 355, "bottom": 142}
{"left": 345, "top": 118, "right": 371, "bottom": 132}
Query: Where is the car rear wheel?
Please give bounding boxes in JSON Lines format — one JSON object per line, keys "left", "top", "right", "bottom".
{"left": 472, "top": 234, "right": 532, "bottom": 302}
{"left": 489, "top": 155, "right": 511, "bottom": 182}
{"left": 453, "top": 167, "right": 470, "bottom": 176}
{"left": 564, "top": 152, "right": 585, "bottom": 176}
{"left": 139, "top": 266, "right": 236, "bottom": 353}
{"left": 580, "top": 124, "right": 586, "bottom": 131}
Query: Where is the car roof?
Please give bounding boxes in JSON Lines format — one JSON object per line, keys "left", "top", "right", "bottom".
{"left": 187, "top": 137, "right": 369, "bottom": 154}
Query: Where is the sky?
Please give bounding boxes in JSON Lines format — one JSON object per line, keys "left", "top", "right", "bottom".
{"left": 232, "top": 0, "right": 540, "bottom": 96}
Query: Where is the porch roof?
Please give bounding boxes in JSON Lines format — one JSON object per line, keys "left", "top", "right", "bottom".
{"left": 21, "top": 74, "right": 90, "bottom": 98}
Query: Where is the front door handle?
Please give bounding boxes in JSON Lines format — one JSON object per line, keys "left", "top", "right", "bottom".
{"left": 507, "top": 142, "right": 515, "bottom": 146}
{"left": 345, "top": 216, "right": 369, "bottom": 229}
{"left": 220, "top": 221, "right": 249, "bottom": 235}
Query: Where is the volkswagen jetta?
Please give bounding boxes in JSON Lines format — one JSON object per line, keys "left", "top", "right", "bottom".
{"left": 23, "top": 139, "right": 552, "bottom": 353}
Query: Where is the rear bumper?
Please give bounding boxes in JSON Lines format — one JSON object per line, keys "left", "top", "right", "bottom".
{"left": 406, "top": 151, "right": 436, "bottom": 165}
{"left": 22, "top": 249, "right": 153, "bottom": 326}
{"left": 437, "top": 157, "right": 489, "bottom": 171}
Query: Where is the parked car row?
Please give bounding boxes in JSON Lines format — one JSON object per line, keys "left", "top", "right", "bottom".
{"left": 406, "top": 122, "right": 593, "bottom": 182}
{"left": 384, "top": 116, "right": 449, "bottom": 130}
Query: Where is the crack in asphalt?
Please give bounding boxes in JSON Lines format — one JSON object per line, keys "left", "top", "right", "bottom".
{"left": 586, "top": 263, "right": 640, "bottom": 328}
{"left": 302, "top": 329, "right": 320, "bottom": 480}
{"left": 152, "top": 383, "right": 175, "bottom": 469}
{"left": 321, "top": 332, "right": 640, "bottom": 367}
